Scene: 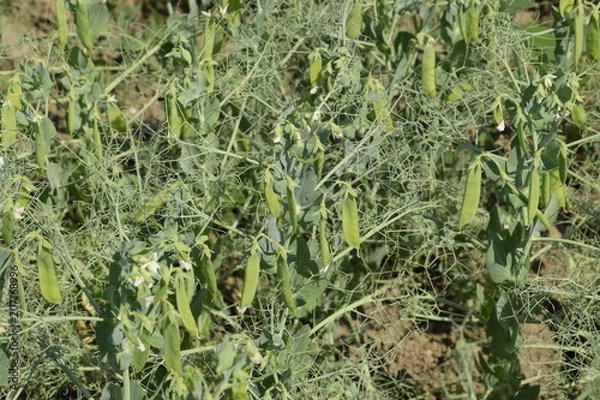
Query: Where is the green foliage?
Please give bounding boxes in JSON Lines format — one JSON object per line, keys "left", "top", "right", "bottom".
{"left": 1, "top": 0, "right": 599, "bottom": 399}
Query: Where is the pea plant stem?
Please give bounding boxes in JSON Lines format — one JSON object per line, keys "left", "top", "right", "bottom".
{"left": 530, "top": 237, "right": 600, "bottom": 253}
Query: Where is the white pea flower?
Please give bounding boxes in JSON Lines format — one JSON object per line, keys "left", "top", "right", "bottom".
{"left": 0, "top": 156, "right": 4, "bottom": 168}
{"left": 31, "top": 114, "right": 43, "bottom": 123}
{"left": 542, "top": 74, "right": 557, "bottom": 88}
{"left": 553, "top": 107, "right": 570, "bottom": 121}
{"left": 248, "top": 350, "right": 263, "bottom": 365}
{"left": 107, "top": 95, "right": 117, "bottom": 103}
{"left": 141, "top": 252, "right": 161, "bottom": 274}
{"left": 13, "top": 207, "right": 25, "bottom": 220}
{"left": 144, "top": 296, "right": 154, "bottom": 307}
{"left": 273, "top": 135, "right": 282, "bottom": 144}
{"left": 310, "top": 87, "right": 318, "bottom": 95}
{"left": 136, "top": 338, "right": 146, "bottom": 352}
{"left": 129, "top": 274, "right": 144, "bottom": 287}
{"left": 180, "top": 260, "right": 192, "bottom": 271}
{"left": 311, "top": 110, "right": 320, "bottom": 122}
{"left": 1, "top": 99, "right": 10, "bottom": 108}
{"left": 496, "top": 120, "right": 506, "bottom": 132}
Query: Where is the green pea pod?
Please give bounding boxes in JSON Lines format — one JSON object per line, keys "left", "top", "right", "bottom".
{"left": 35, "top": 119, "right": 47, "bottom": 169}
{"left": 319, "top": 217, "right": 330, "bottom": 272}
{"left": 285, "top": 174, "right": 298, "bottom": 232}
{"left": 202, "top": 21, "right": 216, "bottom": 61}
{"left": 197, "top": 249, "right": 224, "bottom": 308}
{"left": 541, "top": 171, "right": 551, "bottom": 207}
{"left": 107, "top": 102, "right": 127, "bottom": 133}
{"left": 314, "top": 144, "right": 325, "bottom": 178}
{"left": 422, "top": 43, "right": 436, "bottom": 99}
{"left": 528, "top": 159, "right": 541, "bottom": 226}
{"left": 558, "top": 141, "right": 569, "bottom": 184}
{"left": 163, "top": 320, "right": 182, "bottom": 372}
{"left": 465, "top": 2, "right": 479, "bottom": 43}
{"left": 458, "top": 159, "right": 481, "bottom": 228}
{"left": 133, "top": 187, "right": 174, "bottom": 222}
{"left": 176, "top": 271, "right": 198, "bottom": 334}
{"left": 367, "top": 78, "right": 392, "bottom": 128}
{"left": 458, "top": 2, "right": 469, "bottom": 43}
{"left": 346, "top": 4, "right": 362, "bottom": 40}
{"left": 7, "top": 75, "right": 22, "bottom": 110}
{"left": 308, "top": 49, "right": 322, "bottom": 88}
{"left": 551, "top": 144, "right": 569, "bottom": 208}
{"left": 493, "top": 99, "right": 504, "bottom": 125}
{"left": 201, "top": 61, "right": 215, "bottom": 93}
{"left": 445, "top": 84, "right": 464, "bottom": 103}
{"left": 75, "top": 0, "right": 93, "bottom": 52}
{"left": 184, "top": 264, "right": 194, "bottom": 299}
{"left": 92, "top": 115, "right": 103, "bottom": 161}
{"left": 571, "top": 104, "right": 587, "bottom": 129}
{"left": 2, "top": 200, "right": 14, "bottom": 246}
{"left": 549, "top": 169, "right": 568, "bottom": 208}
{"left": 37, "top": 242, "right": 62, "bottom": 305}
{"left": 239, "top": 248, "right": 260, "bottom": 313}
{"left": 56, "top": 0, "right": 68, "bottom": 48}
{"left": 1, "top": 104, "right": 17, "bottom": 144}
{"left": 587, "top": 7, "right": 600, "bottom": 62}
{"left": 276, "top": 252, "right": 296, "bottom": 315}
{"left": 166, "top": 89, "right": 184, "bottom": 139}
{"left": 67, "top": 96, "right": 80, "bottom": 135}
{"left": 245, "top": 338, "right": 263, "bottom": 365}
{"left": 35, "top": 118, "right": 55, "bottom": 171}
{"left": 573, "top": 1, "right": 584, "bottom": 66}
{"left": 342, "top": 192, "right": 361, "bottom": 251}
{"left": 1, "top": 76, "right": 21, "bottom": 142}
{"left": 264, "top": 169, "right": 283, "bottom": 219}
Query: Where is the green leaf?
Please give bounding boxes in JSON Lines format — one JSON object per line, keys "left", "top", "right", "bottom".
{"left": 88, "top": 1, "right": 109, "bottom": 39}
{"left": 514, "top": 385, "right": 541, "bottom": 400}
{"left": 100, "top": 382, "right": 123, "bottom": 400}
{"left": 108, "top": 102, "right": 127, "bottom": 133}
{"left": 486, "top": 231, "right": 512, "bottom": 284}
{"left": 132, "top": 343, "right": 149, "bottom": 372}
{"left": 128, "top": 381, "right": 147, "bottom": 400}
{"left": 216, "top": 338, "right": 236, "bottom": 374}
{"left": 47, "top": 162, "right": 68, "bottom": 191}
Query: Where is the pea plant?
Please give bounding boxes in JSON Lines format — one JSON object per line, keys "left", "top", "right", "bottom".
{"left": 1, "top": 0, "right": 599, "bottom": 399}
{"left": 454, "top": 1, "right": 600, "bottom": 398}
